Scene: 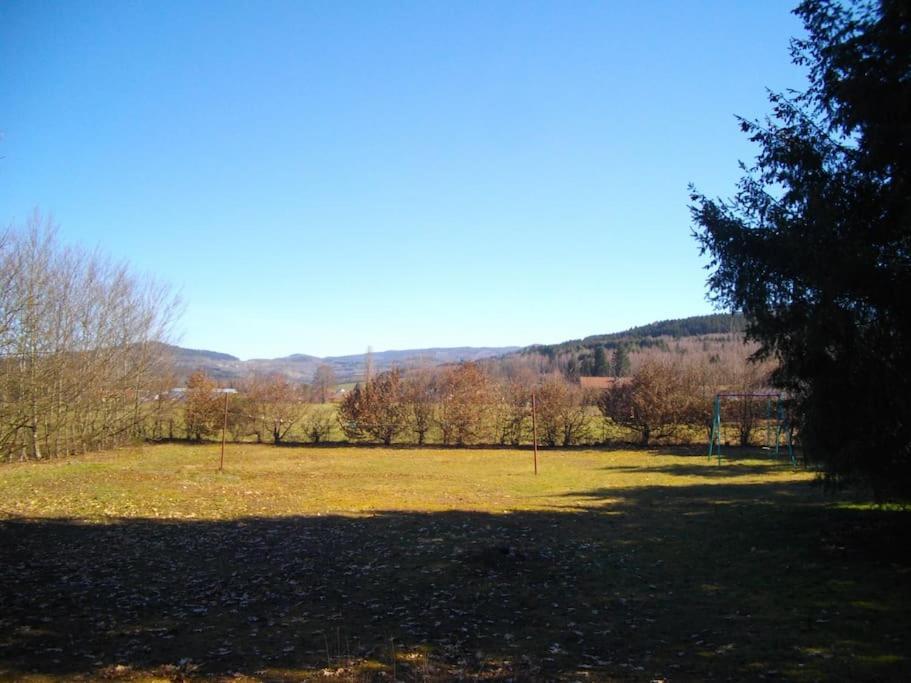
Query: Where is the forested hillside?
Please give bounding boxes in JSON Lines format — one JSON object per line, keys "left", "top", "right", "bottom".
{"left": 501, "top": 313, "right": 749, "bottom": 379}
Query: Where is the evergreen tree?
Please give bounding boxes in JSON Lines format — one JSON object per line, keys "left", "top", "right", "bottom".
{"left": 593, "top": 346, "right": 609, "bottom": 376}
{"left": 611, "top": 345, "right": 631, "bottom": 377}
{"left": 691, "top": 0, "right": 911, "bottom": 497}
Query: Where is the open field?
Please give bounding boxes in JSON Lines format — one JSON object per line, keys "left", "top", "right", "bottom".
{"left": 1, "top": 445, "right": 909, "bottom": 681}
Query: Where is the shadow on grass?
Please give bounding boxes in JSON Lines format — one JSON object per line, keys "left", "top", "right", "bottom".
{"left": 146, "top": 438, "right": 732, "bottom": 454}
{"left": 598, "top": 462, "right": 798, "bottom": 478}
{"left": 1, "top": 481, "right": 909, "bottom": 681}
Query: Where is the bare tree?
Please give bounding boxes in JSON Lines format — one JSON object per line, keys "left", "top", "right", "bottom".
{"left": 0, "top": 212, "right": 178, "bottom": 460}
{"left": 184, "top": 370, "right": 221, "bottom": 441}
{"left": 312, "top": 364, "right": 336, "bottom": 404}
{"left": 729, "top": 357, "right": 775, "bottom": 446}
{"left": 535, "top": 376, "right": 592, "bottom": 447}
{"left": 246, "top": 374, "right": 305, "bottom": 444}
{"left": 491, "top": 379, "right": 530, "bottom": 446}
{"left": 337, "top": 369, "right": 407, "bottom": 445}
{"left": 437, "top": 363, "right": 490, "bottom": 446}
{"left": 402, "top": 368, "right": 435, "bottom": 446}
{"left": 597, "top": 358, "right": 702, "bottom": 446}
{"left": 301, "top": 407, "right": 334, "bottom": 443}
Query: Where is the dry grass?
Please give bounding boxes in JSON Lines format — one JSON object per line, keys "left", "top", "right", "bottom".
{"left": 0, "top": 444, "right": 808, "bottom": 519}
{"left": 1, "top": 444, "right": 908, "bottom": 681}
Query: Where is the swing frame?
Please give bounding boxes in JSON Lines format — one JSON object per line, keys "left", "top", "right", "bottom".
{"left": 707, "top": 391, "right": 795, "bottom": 465}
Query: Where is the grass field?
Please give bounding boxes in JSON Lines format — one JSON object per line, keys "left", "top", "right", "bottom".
{"left": 1, "top": 444, "right": 909, "bottom": 681}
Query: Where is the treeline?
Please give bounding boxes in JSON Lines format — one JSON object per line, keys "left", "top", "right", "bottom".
{"left": 148, "top": 371, "right": 340, "bottom": 446}
{"left": 523, "top": 313, "right": 746, "bottom": 359}
{"left": 0, "top": 213, "right": 177, "bottom": 461}
{"left": 144, "top": 342, "right": 778, "bottom": 451}
{"left": 585, "top": 313, "right": 747, "bottom": 342}
{"left": 335, "top": 351, "right": 778, "bottom": 448}
{"left": 0, "top": 215, "right": 778, "bottom": 460}
{"left": 511, "top": 329, "right": 757, "bottom": 385}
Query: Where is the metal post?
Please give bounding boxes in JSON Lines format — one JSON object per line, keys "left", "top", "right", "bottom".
{"left": 219, "top": 391, "right": 228, "bottom": 472}
{"left": 765, "top": 397, "right": 771, "bottom": 448}
{"left": 708, "top": 394, "right": 721, "bottom": 463}
{"left": 788, "top": 425, "right": 796, "bottom": 466}
{"left": 774, "top": 398, "right": 783, "bottom": 459}
{"left": 531, "top": 391, "right": 538, "bottom": 476}
{"left": 716, "top": 395, "right": 722, "bottom": 465}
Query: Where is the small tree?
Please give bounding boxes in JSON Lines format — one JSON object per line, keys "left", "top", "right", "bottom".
{"left": 148, "top": 371, "right": 180, "bottom": 441}
{"left": 437, "top": 362, "right": 491, "bottom": 446}
{"left": 611, "top": 345, "right": 631, "bottom": 377}
{"left": 261, "top": 374, "right": 304, "bottom": 444}
{"left": 337, "top": 383, "right": 369, "bottom": 441}
{"left": 312, "top": 364, "right": 336, "bottom": 404}
{"left": 301, "top": 407, "right": 334, "bottom": 444}
{"left": 337, "top": 369, "right": 407, "bottom": 445}
{"left": 535, "top": 376, "right": 591, "bottom": 447}
{"left": 402, "top": 368, "right": 435, "bottom": 446}
{"left": 184, "top": 370, "right": 221, "bottom": 441}
{"left": 491, "top": 379, "right": 530, "bottom": 446}
{"left": 592, "top": 347, "right": 609, "bottom": 377}
{"left": 225, "top": 390, "right": 256, "bottom": 442}
{"left": 598, "top": 359, "right": 699, "bottom": 446}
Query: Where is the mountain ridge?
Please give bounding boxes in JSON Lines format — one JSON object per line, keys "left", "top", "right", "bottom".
{"left": 165, "top": 344, "right": 520, "bottom": 383}
{"left": 520, "top": 313, "right": 746, "bottom": 356}
{"left": 165, "top": 313, "right": 744, "bottom": 383}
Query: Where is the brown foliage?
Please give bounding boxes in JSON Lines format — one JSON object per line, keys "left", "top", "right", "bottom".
{"left": 337, "top": 369, "right": 407, "bottom": 445}
{"left": 597, "top": 358, "right": 704, "bottom": 446}
{"left": 311, "top": 364, "right": 336, "bottom": 404}
{"left": 402, "top": 368, "right": 436, "bottom": 446}
{"left": 0, "top": 213, "right": 177, "bottom": 460}
{"left": 437, "top": 363, "right": 490, "bottom": 446}
{"left": 491, "top": 380, "right": 530, "bottom": 446}
{"left": 184, "top": 371, "right": 222, "bottom": 441}
{"left": 242, "top": 374, "right": 306, "bottom": 444}
{"left": 535, "top": 376, "right": 592, "bottom": 447}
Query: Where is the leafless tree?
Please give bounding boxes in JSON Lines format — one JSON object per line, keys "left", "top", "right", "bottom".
{"left": 0, "top": 212, "right": 178, "bottom": 460}
{"left": 535, "top": 375, "right": 592, "bottom": 447}
{"left": 301, "top": 408, "right": 334, "bottom": 443}
{"left": 437, "top": 362, "right": 490, "bottom": 446}
{"left": 597, "top": 358, "right": 702, "bottom": 446}
{"left": 337, "top": 369, "right": 408, "bottom": 445}
{"left": 184, "top": 370, "right": 221, "bottom": 441}
{"left": 312, "top": 364, "right": 336, "bottom": 404}
{"left": 402, "top": 367, "right": 435, "bottom": 446}
{"left": 245, "top": 374, "right": 305, "bottom": 444}
{"left": 491, "top": 379, "right": 530, "bottom": 446}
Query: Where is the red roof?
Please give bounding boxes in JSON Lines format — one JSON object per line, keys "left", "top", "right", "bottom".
{"left": 579, "top": 376, "right": 632, "bottom": 389}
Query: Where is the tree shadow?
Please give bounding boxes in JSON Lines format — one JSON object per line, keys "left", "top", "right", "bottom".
{"left": 1, "top": 482, "right": 909, "bottom": 681}
{"left": 598, "top": 462, "right": 798, "bottom": 478}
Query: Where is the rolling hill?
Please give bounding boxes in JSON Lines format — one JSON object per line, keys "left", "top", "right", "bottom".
{"left": 165, "top": 313, "right": 745, "bottom": 384}
{"left": 165, "top": 345, "right": 519, "bottom": 383}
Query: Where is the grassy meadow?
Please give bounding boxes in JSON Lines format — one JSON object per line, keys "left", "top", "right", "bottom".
{"left": 1, "top": 444, "right": 909, "bottom": 681}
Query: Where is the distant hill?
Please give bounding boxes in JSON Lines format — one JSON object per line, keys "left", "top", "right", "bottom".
{"left": 167, "top": 345, "right": 239, "bottom": 363}
{"left": 165, "top": 344, "right": 519, "bottom": 383}
{"left": 583, "top": 313, "right": 746, "bottom": 343}
{"left": 522, "top": 313, "right": 746, "bottom": 356}
{"left": 164, "top": 314, "right": 745, "bottom": 384}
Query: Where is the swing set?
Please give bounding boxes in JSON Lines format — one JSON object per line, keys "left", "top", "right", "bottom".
{"left": 707, "top": 391, "right": 795, "bottom": 465}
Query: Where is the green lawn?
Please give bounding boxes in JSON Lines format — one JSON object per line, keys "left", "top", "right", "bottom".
{"left": 1, "top": 444, "right": 908, "bottom": 681}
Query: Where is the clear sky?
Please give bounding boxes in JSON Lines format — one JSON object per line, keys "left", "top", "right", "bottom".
{"left": 0, "top": 1, "right": 805, "bottom": 359}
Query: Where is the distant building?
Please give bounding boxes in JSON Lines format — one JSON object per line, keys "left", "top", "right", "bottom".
{"left": 579, "top": 376, "right": 632, "bottom": 390}
{"left": 153, "top": 386, "right": 238, "bottom": 401}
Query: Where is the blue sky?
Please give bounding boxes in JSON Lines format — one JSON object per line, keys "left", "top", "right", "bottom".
{"left": 0, "top": 1, "right": 804, "bottom": 359}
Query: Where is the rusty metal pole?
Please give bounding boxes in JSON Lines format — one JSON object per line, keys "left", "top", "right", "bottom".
{"left": 219, "top": 391, "right": 228, "bottom": 472}
{"left": 531, "top": 390, "right": 538, "bottom": 475}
